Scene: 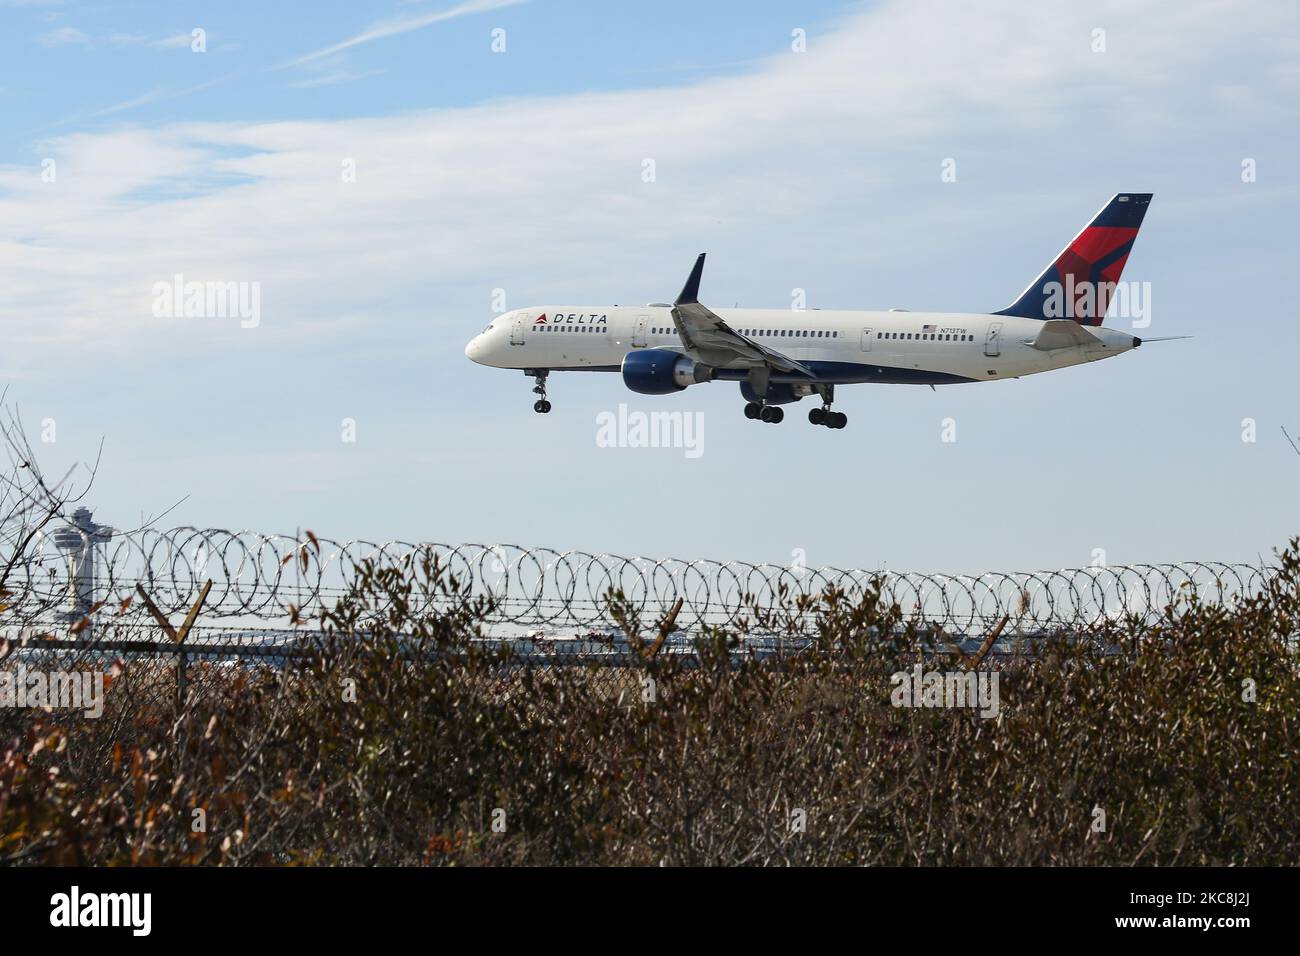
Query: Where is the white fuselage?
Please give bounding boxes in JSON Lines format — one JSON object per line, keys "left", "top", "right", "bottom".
{"left": 466, "top": 305, "right": 1139, "bottom": 386}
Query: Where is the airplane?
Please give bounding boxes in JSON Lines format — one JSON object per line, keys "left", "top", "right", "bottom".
{"left": 465, "top": 193, "right": 1185, "bottom": 429}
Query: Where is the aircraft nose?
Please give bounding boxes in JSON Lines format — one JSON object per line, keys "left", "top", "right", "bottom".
{"left": 465, "top": 334, "right": 483, "bottom": 363}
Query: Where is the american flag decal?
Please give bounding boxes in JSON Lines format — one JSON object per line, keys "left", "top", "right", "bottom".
{"left": 921, "top": 324, "right": 937, "bottom": 333}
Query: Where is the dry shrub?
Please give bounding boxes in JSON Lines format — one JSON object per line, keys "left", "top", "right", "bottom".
{"left": 3, "top": 543, "right": 1298, "bottom": 865}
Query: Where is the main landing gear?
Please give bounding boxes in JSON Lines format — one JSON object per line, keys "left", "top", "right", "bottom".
{"left": 744, "top": 402, "right": 784, "bottom": 424}
{"left": 808, "top": 385, "right": 847, "bottom": 429}
{"left": 529, "top": 369, "right": 552, "bottom": 414}
{"left": 808, "top": 406, "right": 847, "bottom": 429}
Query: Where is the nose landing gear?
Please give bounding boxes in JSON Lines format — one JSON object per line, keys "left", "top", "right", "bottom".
{"left": 528, "top": 369, "right": 552, "bottom": 414}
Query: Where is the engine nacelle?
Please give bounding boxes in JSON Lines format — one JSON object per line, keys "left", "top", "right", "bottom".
{"left": 739, "top": 381, "right": 811, "bottom": 405}
{"left": 621, "top": 349, "right": 712, "bottom": 395}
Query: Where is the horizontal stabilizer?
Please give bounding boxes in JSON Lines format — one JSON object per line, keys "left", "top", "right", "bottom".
{"left": 1029, "top": 319, "right": 1102, "bottom": 351}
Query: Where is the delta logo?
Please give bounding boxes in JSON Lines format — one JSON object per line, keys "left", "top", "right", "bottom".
{"left": 534, "top": 313, "right": 608, "bottom": 325}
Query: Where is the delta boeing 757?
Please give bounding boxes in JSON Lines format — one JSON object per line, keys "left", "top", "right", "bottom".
{"left": 465, "top": 194, "right": 1184, "bottom": 429}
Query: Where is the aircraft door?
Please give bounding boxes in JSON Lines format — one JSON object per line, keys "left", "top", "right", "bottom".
{"left": 632, "top": 314, "right": 649, "bottom": 348}
{"left": 510, "top": 316, "right": 525, "bottom": 345}
{"left": 861, "top": 328, "right": 873, "bottom": 352}
{"left": 984, "top": 322, "right": 1002, "bottom": 357}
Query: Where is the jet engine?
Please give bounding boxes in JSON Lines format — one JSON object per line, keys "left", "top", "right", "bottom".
{"left": 621, "top": 349, "right": 713, "bottom": 395}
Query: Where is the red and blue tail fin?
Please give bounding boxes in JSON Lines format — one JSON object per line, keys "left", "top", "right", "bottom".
{"left": 996, "top": 193, "right": 1152, "bottom": 326}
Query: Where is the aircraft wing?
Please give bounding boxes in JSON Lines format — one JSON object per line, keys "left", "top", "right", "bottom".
{"left": 1028, "top": 319, "right": 1103, "bottom": 351}
{"left": 671, "top": 254, "right": 815, "bottom": 377}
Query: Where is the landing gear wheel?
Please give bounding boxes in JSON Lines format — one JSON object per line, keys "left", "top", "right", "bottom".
{"left": 828, "top": 411, "right": 847, "bottom": 429}
{"left": 529, "top": 370, "right": 550, "bottom": 414}
{"left": 760, "top": 406, "right": 784, "bottom": 424}
{"left": 808, "top": 407, "right": 826, "bottom": 426}
{"left": 760, "top": 406, "right": 775, "bottom": 423}
{"left": 744, "top": 402, "right": 762, "bottom": 420}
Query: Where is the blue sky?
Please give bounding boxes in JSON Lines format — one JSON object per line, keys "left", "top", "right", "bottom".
{"left": 1, "top": 0, "right": 1298, "bottom": 575}
{"left": 0, "top": 0, "right": 846, "bottom": 149}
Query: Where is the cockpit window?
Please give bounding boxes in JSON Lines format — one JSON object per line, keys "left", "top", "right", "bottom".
{"left": 482, "top": 324, "right": 495, "bottom": 333}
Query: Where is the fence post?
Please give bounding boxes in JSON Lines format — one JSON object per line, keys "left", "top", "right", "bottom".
{"left": 176, "top": 646, "right": 188, "bottom": 709}
{"left": 135, "top": 580, "right": 212, "bottom": 715}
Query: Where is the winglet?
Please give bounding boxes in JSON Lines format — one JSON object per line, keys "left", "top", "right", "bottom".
{"left": 675, "top": 253, "right": 706, "bottom": 305}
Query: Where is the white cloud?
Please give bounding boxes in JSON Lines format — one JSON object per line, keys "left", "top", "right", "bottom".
{"left": 290, "top": 68, "right": 385, "bottom": 89}
{"left": 152, "top": 31, "right": 198, "bottom": 50}
{"left": 1, "top": 0, "right": 1296, "bottom": 380}
{"left": 38, "top": 25, "right": 90, "bottom": 47}
{"left": 109, "top": 31, "right": 196, "bottom": 49}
